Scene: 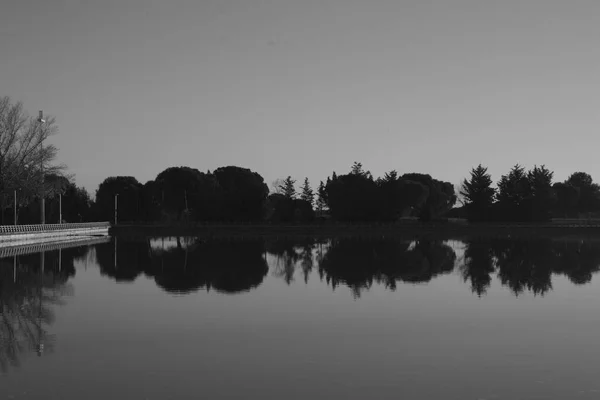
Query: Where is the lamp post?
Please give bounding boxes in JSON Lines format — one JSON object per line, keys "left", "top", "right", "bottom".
{"left": 38, "top": 110, "right": 45, "bottom": 225}
{"left": 114, "top": 194, "right": 119, "bottom": 225}
{"left": 13, "top": 189, "right": 17, "bottom": 226}
{"left": 59, "top": 193, "right": 62, "bottom": 224}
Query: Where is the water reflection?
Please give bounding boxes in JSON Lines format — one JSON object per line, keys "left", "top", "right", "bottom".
{"left": 461, "top": 238, "right": 600, "bottom": 296}
{"left": 265, "top": 236, "right": 600, "bottom": 298}
{"left": 318, "top": 238, "right": 456, "bottom": 297}
{"left": 265, "top": 237, "right": 326, "bottom": 284}
{"left": 93, "top": 236, "right": 600, "bottom": 298}
{"left": 0, "top": 247, "right": 86, "bottom": 373}
{"left": 94, "top": 237, "right": 269, "bottom": 294}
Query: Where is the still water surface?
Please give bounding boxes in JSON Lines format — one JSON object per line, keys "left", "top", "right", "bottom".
{"left": 2, "top": 235, "right": 600, "bottom": 399}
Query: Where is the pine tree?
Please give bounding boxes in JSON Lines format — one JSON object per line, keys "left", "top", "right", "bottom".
{"left": 300, "top": 177, "right": 314, "bottom": 206}
{"left": 496, "top": 164, "right": 528, "bottom": 206}
{"left": 350, "top": 161, "right": 372, "bottom": 179}
{"left": 495, "top": 164, "right": 530, "bottom": 221}
{"left": 316, "top": 181, "right": 327, "bottom": 212}
{"left": 460, "top": 164, "right": 496, "bottom": 222}
{"left": 527, "top": 165, "right": 554, "bottom": 221}
{"left": 279, "top": 176, "right": 296, "bottom": 199}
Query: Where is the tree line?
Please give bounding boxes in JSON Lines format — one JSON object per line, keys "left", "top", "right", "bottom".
{"left": 4, "top": 95, "right": 600, "bottom": 224}
{"left": 98, "top": 161, "right": 600, "bottom": 224}
{"left": 459, "top": 164, "right": 600, "bottom": 222}
{"left": 92, "top": 162, "right": 460, "bottom": 223}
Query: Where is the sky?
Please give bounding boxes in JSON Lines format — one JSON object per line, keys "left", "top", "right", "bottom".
{"left": 2, "top": 0, "right": 600, "bottom": 195}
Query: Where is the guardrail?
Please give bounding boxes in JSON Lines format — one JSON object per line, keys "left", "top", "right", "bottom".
{"left": 0, "top": 222, "right": 110, "bottom": 235}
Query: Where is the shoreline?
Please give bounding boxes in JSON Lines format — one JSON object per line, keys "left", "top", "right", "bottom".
{"left": 110, "top": 223, "right": 600, "bottom": 240}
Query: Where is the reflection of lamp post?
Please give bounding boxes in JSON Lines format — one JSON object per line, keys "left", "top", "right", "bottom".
{"left": 38, "top": 110, "right": 46, "bottom": 225}
{"left": 37, "top": 251, "right": 45, "bottom": 356}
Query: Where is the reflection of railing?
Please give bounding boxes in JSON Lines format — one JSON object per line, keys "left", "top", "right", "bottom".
{"left": 0, "top": 236, "right": 110, "bottom": 258}
{"left": 0, "top": 222, "right": 110, "bottom": 235}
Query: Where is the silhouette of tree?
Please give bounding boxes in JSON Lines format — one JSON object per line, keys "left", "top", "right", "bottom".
{"left": 94, "top": 176, "right": 143, "bottom": 222}
{"left": 139, "top": 180, "right": 162, "bottom": 221}
{"left": 565, "top": 172, "right": 600, "bottom": 214}
{"left": 279, "top": 176, "right": 296, "bottom": 200}
{"left": 300, "top": 178, "right": 314, "bottom": 207}
{"left": 213, "top": 166, "right": 269, "bottom": 222}
{"left": 495, "top": 165, "right": 530, "bottom": 221}
{"left": 316, "top": 181, "right": 327, "bottom": 213}
{"left": 326, "top": 167, "right": 380, "bottom": 221}
{"left": 527, "top": 165, "right": 555, "bottom": 221}
{"left": 265, "top": 194, "right": 314, "bottom": 223}
{"left": 48, "top": 178, "right": 92, "bottom": 223}
{"left": 350, "top": 161, "right": 372, "bottom": 179}
{"left": 460, "top": 165, "right": 495, "bottom": 222}
{"left": 553, "top": 182, "right": 580, "bottom": 217}
{"left": 152, "top": 167, "right": 221, "bottom": 222}
{"left": 401, "top": 173, "right": 456, "bottom": 221}
{"left": 377, "top": 170, "right": 401, "bottom": 220}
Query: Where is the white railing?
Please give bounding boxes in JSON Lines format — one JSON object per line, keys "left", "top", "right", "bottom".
{"left": 0, "top": 222, "right": 110, "bottom": 235}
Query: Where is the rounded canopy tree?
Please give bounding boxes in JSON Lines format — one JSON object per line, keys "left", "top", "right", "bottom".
{"left": 153, "top": 166, "right": 221, "bottom": 222}
{"left": 95, "top": 176, "right": 143, "bottom": 222}
{"left": 213, "top": 166, "right": 269, "bottom": 222}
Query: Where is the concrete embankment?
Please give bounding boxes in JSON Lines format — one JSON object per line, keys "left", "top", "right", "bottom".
{"left": 0, "top": 235, "right": 111, "bottom": 257}
{"left": 0, "top": 222, "right": 110, "bottom": 244}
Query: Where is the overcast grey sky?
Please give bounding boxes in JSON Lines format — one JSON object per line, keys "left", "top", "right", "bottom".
{"left": 2, "top": 0, "right": 600, "bottom": 194}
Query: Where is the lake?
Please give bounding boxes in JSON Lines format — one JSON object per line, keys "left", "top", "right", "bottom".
{"left": 2, "top": 235, "right": 600, "bottom": 399}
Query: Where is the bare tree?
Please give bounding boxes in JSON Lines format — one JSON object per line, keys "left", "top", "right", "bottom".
{"left": 455, "top": 181, "right": 466, "bottom": 206}
{"left": 0, "top": 96, "right": 68, "bottom": 216}
{"left": 270, "top": 178, "right": 285, "bottom": 195}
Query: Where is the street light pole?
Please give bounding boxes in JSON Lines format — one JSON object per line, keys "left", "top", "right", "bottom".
{"left": 59, "top": 193, "right": 62, "bottom": 223}
{"left": 14, "top": 190, "right": 17, "bottom": 226}
{"left": 114, "top": 194, "right": 118, "bottom": 225}
{"left": 38, "top": 110, "right": 45, "bottom": 225}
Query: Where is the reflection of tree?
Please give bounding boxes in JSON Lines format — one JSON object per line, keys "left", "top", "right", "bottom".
{"left": 458, "top": 238, "right": 600, "bottom": 296}
{"left": 95, "top": 237, "right": 145, "bottom": 282}
{"left": 492, "top": 240, "right": 554, "bottom": 296}
{"left": 553, "top": 241, "right": 600, "bottom": 285}
{"left": 266, "top": 240, "right": 301, "bottom": 285}
{"left": 151, "top": 240, "right": 268, "bottom": 294}
{"left": 300, "top": 243, "right": 314, "bottom": 284}
{"left": 460, "top": 240, "right": 495, "bottom": 296}
{"left": 95, "top": 237, "right": 269, "bottom": 294}
{"left": 0, "top": 247, "right": 84, "bottom": 373}
{"left": 265, "top": 238, "right": 321, "bottom": 285}
{"left": 378, "top": 239, "right": 456, "bottom": 286}
{"left": 317, "top": 238, "right": 456, "bottom": 297}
